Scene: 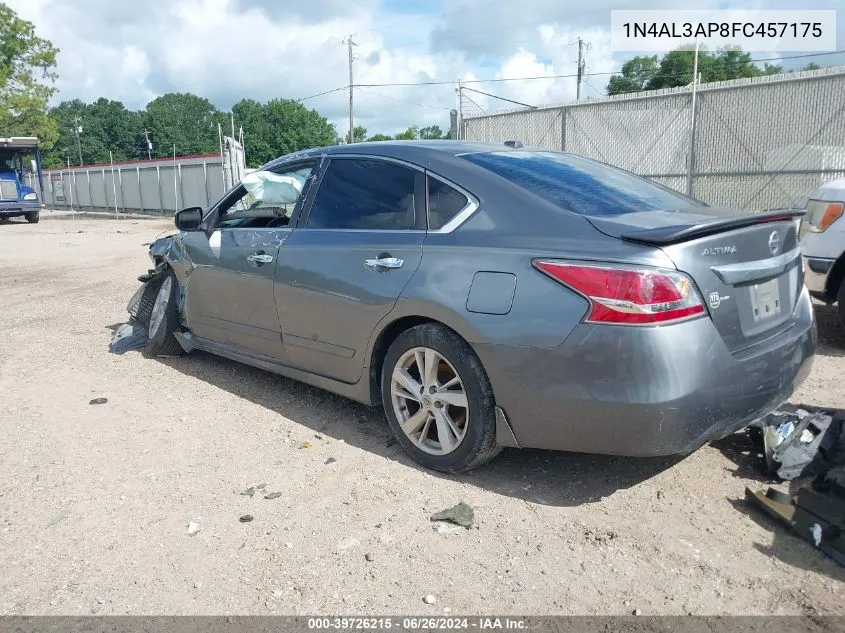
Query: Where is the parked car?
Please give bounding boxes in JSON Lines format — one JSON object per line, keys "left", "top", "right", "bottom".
{"left": 123, "top": 141, "right": 816, "bottom": 472}
{"left": 800, "top": 177, "right": 845, "bottom": 328}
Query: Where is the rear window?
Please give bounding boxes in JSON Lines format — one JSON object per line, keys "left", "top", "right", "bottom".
{"left": 462, "top": 151, "right": 702, "bottom": 216}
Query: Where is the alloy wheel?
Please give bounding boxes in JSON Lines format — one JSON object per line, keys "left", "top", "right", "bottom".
{"left": 390, "top": 346, "right": 469, "bottom": 455}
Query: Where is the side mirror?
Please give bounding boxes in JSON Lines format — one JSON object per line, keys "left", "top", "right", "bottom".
{"left": 175, "top": 207, "right": 203, "bottom": 231}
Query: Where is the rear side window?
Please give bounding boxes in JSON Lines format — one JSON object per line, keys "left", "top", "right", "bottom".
{"left": 306, "top": 159, "right": 417, "bottom": 230}
{"left": 428, "top": 177, "right": 470, "bottom": 230}
{"left": 462, "top": 151, "right": 701, "bottom": 217}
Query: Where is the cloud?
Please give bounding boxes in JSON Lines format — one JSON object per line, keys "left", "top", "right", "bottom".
{"left": 5, "top": 0, "right": 844, "bottom": 141}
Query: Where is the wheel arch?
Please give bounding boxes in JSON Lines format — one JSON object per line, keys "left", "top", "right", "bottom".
{"left": 825, "top": 250, "right": 845, "bottom": 299}
{"left": 365, "top": 304, "right": 485, "bottom": 406}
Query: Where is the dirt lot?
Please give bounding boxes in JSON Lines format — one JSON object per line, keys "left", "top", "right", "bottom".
{"left": 1, "top": 215, "right": 843, "bottom": 616}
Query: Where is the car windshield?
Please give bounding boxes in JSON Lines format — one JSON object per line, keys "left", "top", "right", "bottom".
{"left": 462, "top": 150, "right": 703, "bottom": 216}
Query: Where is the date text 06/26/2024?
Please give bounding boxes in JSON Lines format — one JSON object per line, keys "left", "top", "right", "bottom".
{"left": 307, "top": 617, "right": 528, "bottom": 630}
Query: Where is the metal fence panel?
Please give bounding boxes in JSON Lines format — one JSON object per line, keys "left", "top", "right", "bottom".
{"left": 40, "top": 142, "right": 242, "bottom": 214}
{"left": 180, "top": 163, "right": 208, "bottom": 208}
{"left": 463, "top": 67, "right": 845, "bottom": 212}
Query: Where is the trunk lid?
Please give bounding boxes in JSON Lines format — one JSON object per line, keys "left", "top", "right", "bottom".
{"left": 587, "top": 208, "right": 805, "bottom": 352}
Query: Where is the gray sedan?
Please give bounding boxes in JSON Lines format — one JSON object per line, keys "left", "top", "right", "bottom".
{"left": 131, "top": 141, "right": 816, "bottom": 472}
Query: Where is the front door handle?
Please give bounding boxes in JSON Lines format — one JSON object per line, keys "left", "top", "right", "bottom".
{"left": 247, "top": 252, "right": 274, "bottom": 265}
{"left": 364, "top": 256, "right": 404, "bottom": 270}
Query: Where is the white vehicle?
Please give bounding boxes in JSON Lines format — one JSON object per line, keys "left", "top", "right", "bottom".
{"left": 800, "top": 177, "right": 845, "bottom": 327}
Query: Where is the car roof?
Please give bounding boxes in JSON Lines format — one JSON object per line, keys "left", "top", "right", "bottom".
{"left": 266, "top": 140, "right": 524, "bottom": 167}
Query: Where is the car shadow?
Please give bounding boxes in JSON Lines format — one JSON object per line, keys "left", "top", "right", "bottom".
{"left": 813, "top": 301, "right": 845, "bottom": 355}
{"left": 152, "top": 349, "right": 680, "bottom": 508}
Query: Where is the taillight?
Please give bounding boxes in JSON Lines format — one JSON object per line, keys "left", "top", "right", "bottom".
{"left": 533, "top": 260, "right": 706, "bottom": 325}
{"left": 811, "top": 202, "right": 844, "bottom": 232}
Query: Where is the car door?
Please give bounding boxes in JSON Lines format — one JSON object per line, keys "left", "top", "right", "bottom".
{"left": 180, "top": 161, "right": 317, "bottom": 360}
{"left": 274, "top": 156, "right": 426, "bottom": 383}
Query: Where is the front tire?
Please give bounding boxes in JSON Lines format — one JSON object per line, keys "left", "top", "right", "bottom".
{"left": 144, "top": 271, "right": 184, "bottom": 357}
{"left": 838, "top": 279, "right": 845, "bottom": 330}
{"left": 381, "top": 323, "right": 501, "bottom": 473}
{"left": 25, "top": 211, "right": 39, "bottom": 224}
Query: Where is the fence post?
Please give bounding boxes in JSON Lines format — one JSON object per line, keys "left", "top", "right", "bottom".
{"left": 560, "top": 106, "right": 567, "bottom": 152}
{"left": 102, "top": 168, "right": 108, "bottom": 212}
{"left": 685, "top": 91, "right": 699, "bottom": 197}
{"left": 178, "top": 163, "right": 185, "bottom": 211}
{"left": 73, "top": 170, "right": 80, "bottom": 211}
{"left": 137, "top": 165, "right": 143, "bottom": 212}
{"left": 118, "top": 166, "right": 126, "bottom": 212}
{"left": 87, "top": 170, "right": 92, "bottom": 210}
{"left": 156, "top": 164, "right": 163, "bottom": 214}
{"left": 203, "top": 161, "right": 210, "bottom": 208}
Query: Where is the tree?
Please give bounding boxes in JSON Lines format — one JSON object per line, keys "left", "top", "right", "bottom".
{"left": 144, "top": 93, "right": 220, "bottom": 157}
{"left": 394, "top": 125, "right": 419, "bottom": 140}
{"left": 762, "top": 63, "right": 784, "bottom": 75}
{"left": 366, "top": 133, "right": 393, "bottom": 141}
{"left": 802, "top": 63, "right": 822, "bottom": 71}
{"left": 419, "top": 124, "right": 445, "bottom": 140}
{"left": 0, "top": 4, "right": 59, "bottom": 148}
{"left": 607, "top": 56, "right": 659, "bottom": 95}
{"left": 607, "top": 47, "right": 768, "bottom": 95}
{"left": 232, "top": 98, "right": 336, "bottom": 166}
{"left": 344, "top": 125, "right": 366, "bottom": 144}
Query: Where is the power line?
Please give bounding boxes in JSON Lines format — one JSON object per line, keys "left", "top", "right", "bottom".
{"left": 295, "top": 86, "right": 348, "bottom": 102}
{"left": 353, "top": 50, "right": 844, "bottom": 88}
{"left": 461, "top": 91, "right": 486, "bottom": 114}
{"left": 358, "top": 87, "right": 451, "bottom": 110}
{"left": 462, "top": 86, "right": 537, "bottom": 109}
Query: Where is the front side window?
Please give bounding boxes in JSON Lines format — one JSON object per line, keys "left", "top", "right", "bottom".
{"left": 306, "top": 159, "right": 417, "bottom": 230}
{"left": 218, "top": 164, "right": 314, "bottom": 229}
{"left": 462, "top": 151, "right": 702, "bottom": 217}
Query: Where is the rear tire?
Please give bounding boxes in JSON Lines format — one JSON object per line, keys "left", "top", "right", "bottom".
{"left": 838, "top": 280, "right": 845, "bottom": 330}
{"left": 25, "top": 211, "right": 39, "bottom": 224}
{"left": 381, "top": 323, "right": 501, "bottom": 473}
{"left": 144, "top": 271, "right": 184, "bottom": 357}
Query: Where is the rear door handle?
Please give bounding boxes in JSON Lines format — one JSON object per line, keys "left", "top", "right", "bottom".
{"left": 364, "top": 256, "right": 404, "bottom": 270}
{"left": 247, "top": 252, "right": 274, "bottom": 265}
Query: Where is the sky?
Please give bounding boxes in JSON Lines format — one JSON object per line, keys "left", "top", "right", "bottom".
{"left": 7, "top": 0, "right": 845, "bottom": 139}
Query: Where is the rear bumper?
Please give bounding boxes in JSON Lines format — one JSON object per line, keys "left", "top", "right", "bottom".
{"left": 802, "top": 255, "right": 834, "bottom": 295}
{"left": 477, "top": 286, "right": 817, "bottom": 457}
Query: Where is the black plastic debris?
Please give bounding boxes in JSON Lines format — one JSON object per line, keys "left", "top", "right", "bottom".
{"left": 108, "top": 321, "right": 149, "bottom": 355}
{"left": 239, "top": 514, "right": 254, "bottom": 523}
{"left": 89, "top": 398, "right": 108, "bottom": 405}
{"left": 747, "top": 403, "right": 845, "bottom": 567}
{"left": 430, "top": 502, "right": 475, "bottom": 528}
{"left": 264, "top": 492, "right": 282, "bottom": 500}
{"left": 759, "top": 406, "right": 843, "bottom": 480}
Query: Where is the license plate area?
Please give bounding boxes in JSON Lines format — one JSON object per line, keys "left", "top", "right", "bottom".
{"left": 749, "top": 278, "right": 781, "bottom": 322}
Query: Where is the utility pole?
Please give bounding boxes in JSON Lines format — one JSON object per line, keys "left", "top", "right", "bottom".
{"left": 344, "top": 35, "right": 357, "bottom": 143}
{"left": 576, "top": 37, "right": 585, "bottom": 100}
{"left": 73, "top": 116, "right": 83, "bottom": 166}
{"left": 457, "top": 77, "right": 463, "bottom": 140}
{"left": 142, "top": 129, "right": 153, "bottom": 160}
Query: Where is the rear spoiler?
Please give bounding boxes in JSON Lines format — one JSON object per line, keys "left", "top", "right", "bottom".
{"left": 621, "top": 209, "right": 806, "bottom": 246}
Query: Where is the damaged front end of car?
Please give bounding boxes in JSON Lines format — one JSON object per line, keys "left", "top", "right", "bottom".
{"left": 109, "top": 234, "right": 184, "bottom": 355}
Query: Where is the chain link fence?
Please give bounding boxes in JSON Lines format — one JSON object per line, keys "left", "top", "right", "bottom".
{"left": 463, "top": 67, "right": 845, "bottom": 212}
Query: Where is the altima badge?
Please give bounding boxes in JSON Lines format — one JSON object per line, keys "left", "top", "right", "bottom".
{"left": 709, "top": 292, "right": 730, "bottom": 309}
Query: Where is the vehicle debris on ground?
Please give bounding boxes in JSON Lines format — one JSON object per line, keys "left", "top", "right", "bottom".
{"left": 746, "top": 404, "right": 845, "bottom": 566}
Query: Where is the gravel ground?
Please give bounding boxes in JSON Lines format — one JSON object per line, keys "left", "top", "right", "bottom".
{"left": 1, "top": 215, "right": 843, "bottom": 616}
